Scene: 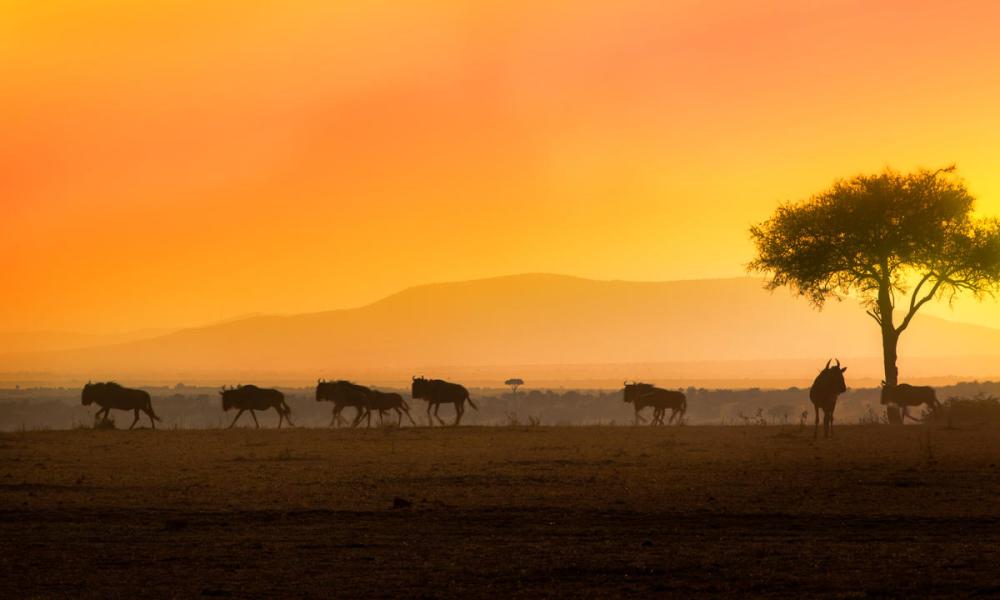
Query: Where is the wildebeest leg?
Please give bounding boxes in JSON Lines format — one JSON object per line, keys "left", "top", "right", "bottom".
{"left": 814, "top": 405, "right": 820, "bottom": 439}
{"left": 276, "top": 408, "right": 284, "bottom": 429}
{"left": 329, "top": 407, "right": 340, "bottom": 427}
{"left": 350, "top": 408, "right": 366, "bottom": 428}
{"left": 434, "top": 403, "right": 446, "bottom": 426}
{"left": 250, "top": 409, "right": 260, "bottom": 429}
{"left": 426, "top": 402, "right": 434, "bottom": 426}
{"left": 454, "top": 402, "right": 464, "bottom": 426}
{"left": 228, "top": 409, "right": 245, "bottom": 429}
{"left": 129, "top": 409, "right": 140, "bottom": 430}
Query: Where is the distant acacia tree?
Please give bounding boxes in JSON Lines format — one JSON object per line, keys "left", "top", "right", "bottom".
{"left": 505, "top": 378, "right": 524, "bottom": 394}
{"left": 749, "top": 166, "right": 1000, "bottom": 405}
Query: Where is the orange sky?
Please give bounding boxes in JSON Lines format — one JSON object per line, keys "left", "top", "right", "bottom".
{"left": 4, "top": 0, "right": 1000, "bottom": 333}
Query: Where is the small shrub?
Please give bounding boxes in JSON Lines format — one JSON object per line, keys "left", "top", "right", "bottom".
{"left": 93, "top": 418, "right": 117, "bottom": 430}
{"left": 929, "top": 394, "right": 1000, "bottom": 427}
{"left": 737, "top": 408, "right": 767, "bottom": 426}
{"left": 857, "top": 405, "right": 888, "bottom": 426}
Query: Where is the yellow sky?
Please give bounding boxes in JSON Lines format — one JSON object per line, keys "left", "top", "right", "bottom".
{"left": 3, "top": 0, "right": 1000, "bottom": 333}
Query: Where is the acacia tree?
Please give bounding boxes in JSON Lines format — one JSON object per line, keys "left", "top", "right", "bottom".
{"left": 749, "top": 166, "right": 1000, "bottom": 396}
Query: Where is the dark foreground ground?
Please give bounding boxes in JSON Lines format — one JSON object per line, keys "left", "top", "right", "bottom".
{"left": 2, "top": 425, "right": 999, "bottom": 597}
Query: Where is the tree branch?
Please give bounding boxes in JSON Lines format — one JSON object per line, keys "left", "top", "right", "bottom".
{"left": 906, "top": 271, "right": 935, "bottom": 317}
{"left": 865, "top": 309, "right": 882, "bottom": 326}
{"left": 896, "top": 275, "right": 947, "bottom": 335}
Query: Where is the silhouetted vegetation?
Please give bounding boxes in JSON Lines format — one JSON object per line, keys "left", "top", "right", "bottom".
{"left": 750, "top": 166, "right": 1000, "bottom": 402}
{"left": 926, "top": 393, "right": 1000, "bottom": 427}
{"left": 505, "top": 378, "right": 524, "bottom": 394}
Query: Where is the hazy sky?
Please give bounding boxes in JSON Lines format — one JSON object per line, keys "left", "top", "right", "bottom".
{"left": 4, "top": 0, "right": 1000, "bottom": 332}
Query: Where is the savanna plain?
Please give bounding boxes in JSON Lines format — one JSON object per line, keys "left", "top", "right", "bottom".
{"left": 2, "top": 425, "right": 999, "bottom": 598}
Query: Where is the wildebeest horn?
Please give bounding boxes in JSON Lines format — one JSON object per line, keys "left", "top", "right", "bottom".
{"left": 834, "top": 358, "right": 840, "bottom": 367}
{"left": 824, "top": 359, "right": 832, "bottom": 369}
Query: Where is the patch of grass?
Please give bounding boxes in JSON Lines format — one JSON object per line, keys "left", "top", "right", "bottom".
{"left": 93, "top": 418, "right": 117, "bottom": 431}
{"left": 857, "top": 405, "right": 888, "bottom": 426}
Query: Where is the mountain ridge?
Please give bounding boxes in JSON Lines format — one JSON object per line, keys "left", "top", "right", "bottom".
{"left": 3, "top": 274, "right": 1000, "bottom": 382}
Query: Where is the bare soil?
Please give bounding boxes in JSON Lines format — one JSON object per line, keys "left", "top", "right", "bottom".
{"left": 2, "top": 425, "right": 999, "bottom": 597}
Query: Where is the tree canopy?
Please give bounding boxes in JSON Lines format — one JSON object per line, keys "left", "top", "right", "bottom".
{"left": 749, "top": 166, "right": 1000, "bottom": 389}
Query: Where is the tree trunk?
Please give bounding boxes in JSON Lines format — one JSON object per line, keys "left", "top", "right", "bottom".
{"left": 881, "top": 328, "right": 899, "bottom": 388}
{"left": 878, "top": 286, "right": 904, "bottom": 425}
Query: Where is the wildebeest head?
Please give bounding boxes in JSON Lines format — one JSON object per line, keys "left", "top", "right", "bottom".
{"left": 81, "top": 381, "right": 96, "bottom": 405}
{"left": 411, "top": 376, "right": 429, "bottom": 399}
{"left": 879, "top": 380, "right": 891, "bottom": 405}
{"left": 316, "top": 379, "right": 333, "bottom": 402}
{"left": 816, "top": 359, "right": 848, "bottom": 395}
{"left": 623, "top": 381, "right": 653, "bottom": 404}
{"left": 219, "top": 385, "right": 237, "bottom": 411}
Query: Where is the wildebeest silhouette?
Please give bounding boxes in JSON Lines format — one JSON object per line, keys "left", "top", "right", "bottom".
{"left": 623, "top": 382, "right": 686, "bottom": 426}
{"left": 316, "top": 380, "right": 371, "bottom": 427}
{"left": 81, "top": 381, "right": 161, "bottom": 430}
{"left": 411, "top": 376, "right": 477, "bottom": 426}
{"left": 809, "top": 359, "right": 848, "bottom": 438}
{"left": 361, "top": 389, "right": 417, "bottom": 427}
{"left": 881, "top": 382, "right": 940, "bottom": 422}
{"left": 220, "top": 385, "right": 293, "bottom": 429}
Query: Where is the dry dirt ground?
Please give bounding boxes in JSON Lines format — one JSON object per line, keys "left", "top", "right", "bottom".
{"left": 2, "top": 424, "right": 1000, "bottom": 598}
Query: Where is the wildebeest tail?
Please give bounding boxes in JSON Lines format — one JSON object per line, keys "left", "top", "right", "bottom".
{"left": 467, "top": 394, "right": 478, "bottom": 411}
{"left": 147, "top": 398, "right": 162, "bottom": 421}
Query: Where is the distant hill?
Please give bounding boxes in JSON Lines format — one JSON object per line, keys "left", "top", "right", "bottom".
{"left": 4, "top": 274, "right": 1000, "bottom": 384}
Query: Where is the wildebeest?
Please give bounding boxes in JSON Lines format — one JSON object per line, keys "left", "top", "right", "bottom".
{"left": 81, "top": 381, "right": 161, "bottom": 430}
{"left": 361, "top": 389, "right": 417, "bottom": 427}
{"left": 411, "top": 376, "right": 478, "bottom": 426}
{"left": 809, "top": 359, "right": 848, "bottom": 438}
{"left": 623, "top": 382, "right": 686, "bottom": 426}
{"left": 220, "top": 384, "right": 293, "bottom": 429}
{"left": 316, "top": 380, "right": 371, "bottom": 427}
{"left": 881, "top": 382, "right": 940, "bottom": 422}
